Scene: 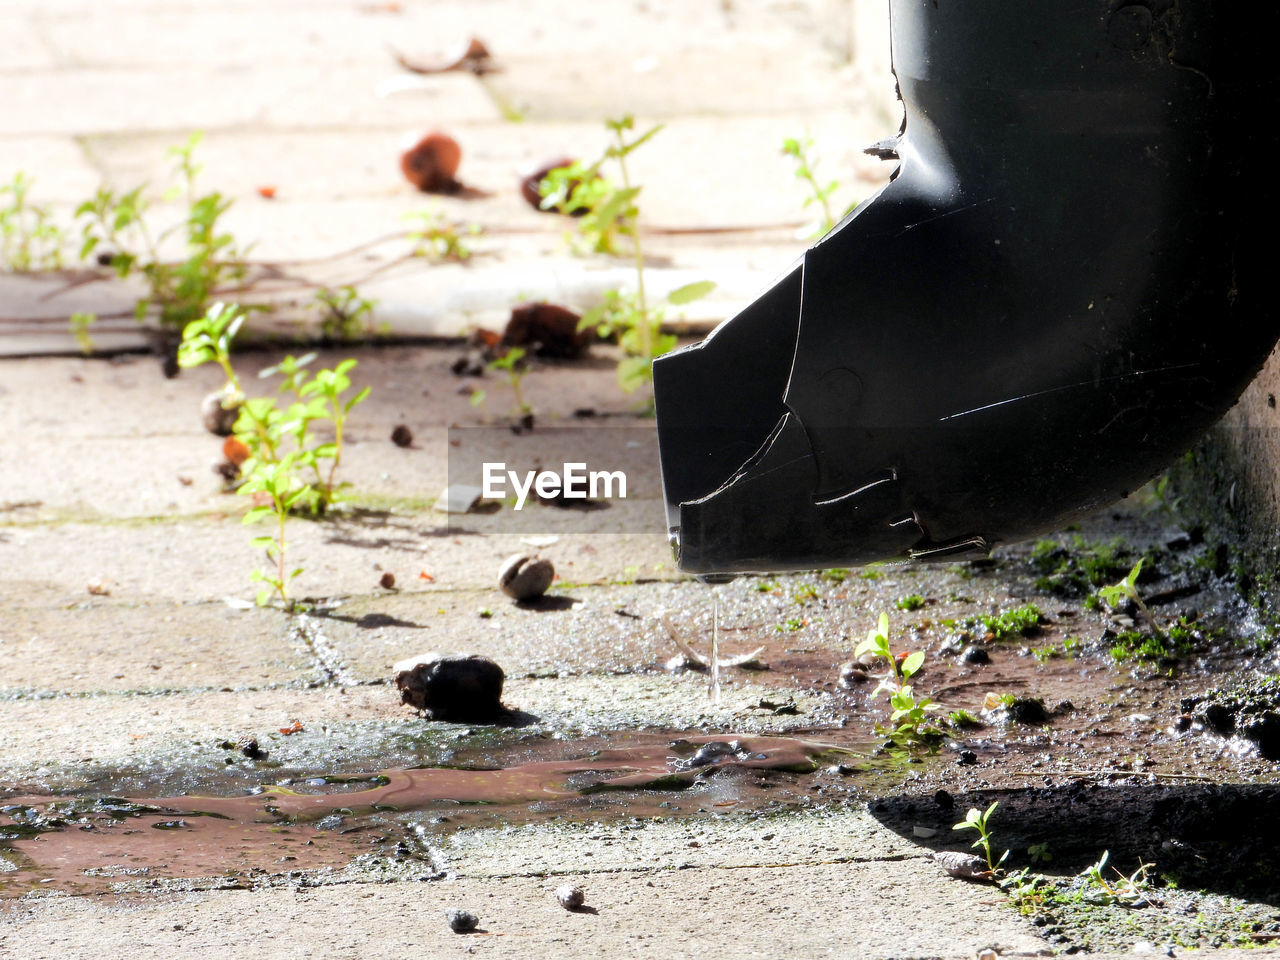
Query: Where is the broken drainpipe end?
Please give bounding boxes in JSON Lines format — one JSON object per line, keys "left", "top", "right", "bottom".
{"left": 654, "top": 0, "right": 1280, "bottom": 575}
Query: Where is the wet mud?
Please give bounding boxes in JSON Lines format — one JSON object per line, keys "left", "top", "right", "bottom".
{"left": 0, "top": 734, "right": 838, "bottom": 897}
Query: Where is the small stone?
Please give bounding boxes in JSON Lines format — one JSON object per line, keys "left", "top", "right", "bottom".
{"left": 838, "top": 661, "right": 869, "bottom": 687}
{"left": 86, "top": 578, "right": 111, "bottom": 597}
{"left": 393, "top": 654, "right": 505, "bottom": 722}
{"left": 445, "top": 909, "right": 477, "bottom": 933}
{"left": 933, "top": 850, "right": 990, "bottom": 880}
{"left": 913, "top": 825, "right": 938, "bottom": 839}
{"left": 390, "top": 424, "right": 413, "bottom": 447}
{"left": 960, "top": 645, "right": 990, "bottom": 665}
{"left": 237, "top": 736, "right": 266, "bottom": 760}
{"left": 201, "top": 388, "right": 241, "bottom": 436}
{"left": 555, "top": 884, "right": 585, "bottom": 909}
{"left": 450, "top": 350, "right": 487, "bottom": 376}
{"left": 379, "top": 571, "right": 396, "bottom": 589}
{"left": 957, "top": 750, "right": 978, "bottom": 766}
{"left": 498, "top": 553, "right": 554, "bottom": 601}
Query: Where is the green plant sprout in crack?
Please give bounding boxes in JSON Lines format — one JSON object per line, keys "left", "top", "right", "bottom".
{"left": 76, "top": 132, "right": 251, "bottom": 331}
{"left": 240, "top": 453, "right": 315, "bottom": 610}
{"left": 781, "top": 134, "right": 850, "bottom": 239}
{"left": 540, "top": 116, "right": 716, "bottom": 394}
{"left": 313, "top": 286, "right": 380, "bottom": 340}
{"left": 177, "top": 302, "right": 371, "bottom": 603}
{"left": 1, "top": 172, "right": 65, "bottom": 271}
{"left": 1098, "top": 558, "right": 1163, "bottom": 640}
{"left": 854, "top": 612, "right": 942, "bottom": 748}
{"left": 404, "top": 207, "right": 481, "bottom": 263}
{"left": 480, "top": 346, "right": 531, "bottom": 420}
{"left": 953, "top": 801, "right": 1009, "bottom": 875}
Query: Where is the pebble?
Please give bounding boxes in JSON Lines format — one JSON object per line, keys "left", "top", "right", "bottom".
{"left": 555, "top": 884, "right": 585, "bottom": 909}
{"left": 960, "top": 645, "right": 990, "bottom": 665}
{"left": 932, "top": 850, "right": 990, "bottom": 880}
{"left": 200, "top": 388, "right": 240, "bottom": 436}
{"left": 498, "top": 553, "right": 555, "bottom": 601}
{"left": 446, "top": 909, "right": 478, "bottom": 933}
{"left": 838, "top": 661, "right": 869, "bottom": 687}
{"left": 390, "top": 424, "right": 413, "bottom": 447}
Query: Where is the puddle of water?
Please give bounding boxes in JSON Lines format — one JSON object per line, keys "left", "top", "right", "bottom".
{"left": 0, "top": 733, "right": 845, "bottom": 898}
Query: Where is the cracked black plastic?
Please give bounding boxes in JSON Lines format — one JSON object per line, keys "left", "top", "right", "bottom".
{"left": 654, "top": 0, "right": 1280, "bottom": 575}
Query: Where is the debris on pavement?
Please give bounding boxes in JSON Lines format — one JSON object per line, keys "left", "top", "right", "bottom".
{"left": 933, "top": 850, "right": 992, "bottom": 881}
{"left": 445, "top": 908, "right": 479, "bottom": 933}
{"left": 497, "top": 553, "right": 554, "bottom": 601}
{"left": 555, "top": 884, "right": 586, "bottom": 910}
{"left": 393, "top": 653, "right": 506, "bottom": 722}
{"left": 503, "top": 301, "right": 591, "bottom": 359}
{"left": 399, "top": 130, "right": 462, "bottom": 193}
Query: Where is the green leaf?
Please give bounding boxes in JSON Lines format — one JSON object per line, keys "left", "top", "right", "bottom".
{"left": 344, "top": 385, "right": 371, "bottom": 413}
{"left": 242, "top": 507, "right": 273, "bottom": 525}
{"left": 666, "top": 280, "right": 716, "bottom": 305}
{"left": 901, "top": 650, "right": 925, "bottom": 677}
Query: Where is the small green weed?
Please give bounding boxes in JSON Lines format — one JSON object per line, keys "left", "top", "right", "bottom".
{"left": 820, "top": 568, "right": 849, "bottom": 583}
{"left": 1, "top": 172, "right": 65, "bottom": 271}
{"left": 404, "top": 206, "right": 481, "bottom": 262}
{"left": 953, "top": 801, "right": 1008, "bottom": 875}
{"left": 755, "top": 577, "right": 781, "bottom": 593}
{"left": 781, "top": 134, "right": 852, "bottom": 238}
{"left": 1078, "top": 851, "right": 1155, "bottom": 906}
{"left": 540, "top": 116, "right": 714, "bottom": 394}
{"left": 1031, "top": 535, "right": 1130, "bottom": 597}
{"left": 792, "top": 582, "right": 819, "bottom": 605}
{"left": 977, "top": 603, "right": 1043, "bottom": 641}
{"left": 1098, "top": 558, "right": 1161, "bottom": 637}
{"left": 896, "top": 593, "right": 925, "bottom": 612}
{"left": 1027, "top": 842, "right": 1053, "bottom": 864}
{"left": 76, "top": 133, "right": 251, "bottom": 332}
{"left": 178, "top": 302, "right": 371, "bottom": 606}
{"left": 776, "top": 617, "right": 806, "bottom": 633}
{"left": 855, "top": 612, "right": 941, "bottom": 748}
{"left": 313, "top": 285, "right": 380, "bottom": 341}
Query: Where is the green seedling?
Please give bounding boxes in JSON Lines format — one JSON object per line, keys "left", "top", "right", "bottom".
{"left": 177, "top": 300, "right": 246, "bottom": 401}
{"left": 792, "top": 582, "right": 819, "bottom": 605}
{"left": 1031, "top": 534, "right": 1130, "bottom": 596}
{"left": 1027, "top": 842, "right": 1053, "bottom": 864}
{"left": 781, "top": 134, "right": 849, "bottom": 238}
{"left": 69, "top": 312, "right": 96, "bottom": 355}
{"left": 977, "top": 603, "right": 1043, "bottom": 641}
{"left": 1078, "top": 851, "right": 1155, "bottom": 906}
{"left": 820, "top": 568, "right": 849, "bottom": 583}
{"left": 540, "top": 117, "right": 715, "bottom": 394}
{"left": 240, "top": 453, "right": 315, "bottom": 610}
{"left": 855, "top": 612, "right": 941, "bottom": 747}
{"left": 953, "top": 801, "right": 1009, "bottom": 875}
{"left": 1098, "top": 558, "right": 1162, "bottom": 639}
{"left": 488, "top": 346, "right": 531, "bottom": 418}
{"left": 1, "top": 172, "right": 65, "bottom": 271}
{"left": 76, "top": 133, "right": 251, "bottom": 331}
{"left": 313, "top": 286, "right": 379, "bottom": 341}
{"left": 404, "top": 207, "right": 481, "bottom": 262}
{"left": 896, "top": 593, "right": 925, "bottom": 612}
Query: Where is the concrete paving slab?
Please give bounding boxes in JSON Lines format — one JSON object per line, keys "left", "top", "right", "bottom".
{"left": 0, "top": 137, "right": 101, "bottom": 203}
{"left": 0, "top": 858, "right": 1054, "bottom": 960}
{"left": 0, "top": 603, "right": 311, "bottom": 696}
{"left": 0, "top": 521, "right": 677, "bottom": 605}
